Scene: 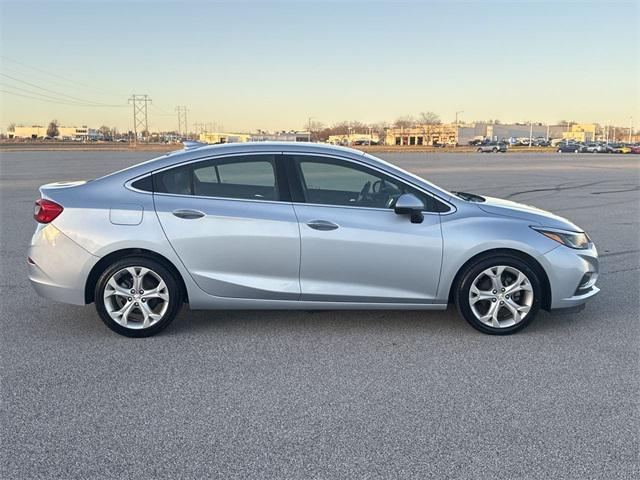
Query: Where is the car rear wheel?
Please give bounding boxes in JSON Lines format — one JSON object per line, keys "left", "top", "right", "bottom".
{"left": 455, "top": 255, "right": 542, "bottom": 335}
{"left": 492, "top": 147, "right": 498, "bottom": 152}
{"left": 477, "top": 148, "right": 483, "bottom": 153}
{"left": 95, "top": 257, "right": 182, "bottom": 337}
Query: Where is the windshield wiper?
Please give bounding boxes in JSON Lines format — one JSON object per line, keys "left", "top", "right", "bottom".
{"left": 452, "top": 191, "right": 485, "bottom": 202}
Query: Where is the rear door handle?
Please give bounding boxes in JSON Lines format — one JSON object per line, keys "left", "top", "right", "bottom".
{"left": 172, "top": 209, "right": 205, "bottom": 219}
{"left": 306, "top": 220, "right": 339, "bottom": 231}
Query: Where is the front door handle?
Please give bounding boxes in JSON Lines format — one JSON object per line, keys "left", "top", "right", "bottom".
{"left": 306, "top": 220, "right": 339, "bottom": 231}
{"left": 172, "top": 209, "right": 205, "bottom": 219}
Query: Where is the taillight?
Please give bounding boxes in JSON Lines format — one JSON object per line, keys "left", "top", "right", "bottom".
{"left": 34, "top": 199, "right": 63, "bottom": 223}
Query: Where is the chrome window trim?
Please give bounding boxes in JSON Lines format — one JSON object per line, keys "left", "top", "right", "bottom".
{"left": 124, "top": 149, "right": 456, "bottom": 214}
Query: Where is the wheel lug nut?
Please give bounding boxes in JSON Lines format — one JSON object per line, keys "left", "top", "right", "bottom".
{"left": 505, "top": 295, "right": 510, "bottom": 299}
{"left": 141, "top": 299, "right": 146, "bottom": 303}
{"left": 130, "top": 289, "right": 135, "bottom": 294}
{"left": 500, "top": 301, "right": 504, "bottom": 305}
{"left": 127, "top": 297, "right": 132, "bottom": 301}
{"left": 134, "top": 302, "right": 138, "bottom": 306}
{"left": 492, "top": 298, "right": 497, "bottom": 302}
{"left": 492, "top": 290, "right": 497, "bottom": 294}
{"left": 139, "top": 290, "right": 144, "bottom": 294}
{"left": 501, "top": 288, "right": 505, "bottom": 292}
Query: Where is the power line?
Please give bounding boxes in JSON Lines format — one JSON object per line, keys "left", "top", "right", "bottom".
{"left": 0, "top": 55, "right": 127, "bottom": 98}
{"left": 0, "top": 82, "right": 126, "bottom": 107}
{"left": 0, "top": 89, "right": 110, "bottom": 107}
{"left": 0, "top": 73, "right": 126, "bottom": 107}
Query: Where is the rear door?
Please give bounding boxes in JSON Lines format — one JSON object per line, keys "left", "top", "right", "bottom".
{"left": 153, "top": 153, "right": 301, "bottom": 300}
{"left": 285, "top": 153, "right": 445, "bottom": 303}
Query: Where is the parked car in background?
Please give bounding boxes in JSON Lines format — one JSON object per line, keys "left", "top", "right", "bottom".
{"left": 27, "top": 142, "right": 598, "bottom": 337}
{"left": 606, "top": 143, "right": 631, "bottom": 154}
{"left": 557, "top": 142, "right": 583, "bottom": 153}
{"left": 630, "top": 144, "right": 640, "bottom": 154}
{"left": 477, "top": 141, "right": 508, "bottom": 153}
{"left": 581, "top": 143, "right": 607, "bottom": 153}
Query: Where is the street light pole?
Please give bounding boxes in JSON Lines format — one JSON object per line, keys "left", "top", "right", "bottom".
{"left": 630, "top": 117, "right": 634, "bottom": 144}
{"left": 455, "top": 110, "right": 464, "bottom": 147}
{"left": 307, "top": 116, "right": 315, "bottom": 142}
{"left": 529, "top": 121, "right": 533, "bottom": 147}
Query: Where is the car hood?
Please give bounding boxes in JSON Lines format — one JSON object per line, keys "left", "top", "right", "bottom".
{"left": 477, "top": 195, "right": 582, "bottom": 231}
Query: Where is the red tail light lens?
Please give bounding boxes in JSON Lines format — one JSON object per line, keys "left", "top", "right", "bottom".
{"left": 34, "top": 199, "right": 63, "bottom": 223}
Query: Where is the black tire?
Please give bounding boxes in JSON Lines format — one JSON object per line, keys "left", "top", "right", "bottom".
{"left": 557, "top": 149, "right": 562, "bottom": 153}
{"left": 492, "top": 147, "right": 498, "bottom": 153}
{"left": 477, "top": 148, "right": 483, "bottom": 153}
{"left": 95, "top": 256, "right": 183, "bottom": 337}
{"left": 454, "top": 254, "right": 543, "bottom": 335}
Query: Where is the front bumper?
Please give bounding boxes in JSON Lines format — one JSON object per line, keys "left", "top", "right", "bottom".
{"left": 27, "top": 224, "right": 99, "bottom": 305}
{"left": 539, "top": 243, "right": 599, "bottom": 310}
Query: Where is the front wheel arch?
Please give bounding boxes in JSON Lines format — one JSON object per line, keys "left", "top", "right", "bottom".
{"left": 85, "top": 248, "right": 188, "bottom": 304}
{"left": 447, "top": 248, "right": 552, "bottom": 311}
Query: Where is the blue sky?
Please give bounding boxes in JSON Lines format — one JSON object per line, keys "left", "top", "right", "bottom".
{"left": 1, "top": 0, "right": 638, "bottom": 131}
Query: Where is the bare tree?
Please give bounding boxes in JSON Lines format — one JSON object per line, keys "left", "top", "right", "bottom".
{"left": 418, "top": 111, "right": 441, "bottom": 125}
{"left": 8, "top": 122, "right": 15, "bottom": 132}
{"left": 394, "top": 116, "right": 415, "bottom": 129}
{"left": 46, "top": 119, "right": 59, "bottom": 138}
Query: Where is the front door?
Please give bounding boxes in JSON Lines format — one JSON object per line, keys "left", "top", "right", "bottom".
{"left": 153, "top": 153, "right": 301, "bottom": 300}
{"left": 285, "top": 154, "right": 444, "bottom": 303}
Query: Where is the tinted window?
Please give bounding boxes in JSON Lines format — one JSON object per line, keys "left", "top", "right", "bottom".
{"left": 131, "top": 175, "right": 153, "bottom": 192}
{"left": 154, "top": 155, "right": 278, "bottom": 201}
{"left": 155, "top": 164, "right": 191, "bottom": 195}
{"left": 290, "top": 155, "right": 447, "bottom": 211}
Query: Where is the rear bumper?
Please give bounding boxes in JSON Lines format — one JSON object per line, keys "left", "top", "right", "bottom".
{"left": 27, "top": 224, "right": 99, "bottom": 305}
{"left": 540, "top": 243, "right": 600, "bottom": 310}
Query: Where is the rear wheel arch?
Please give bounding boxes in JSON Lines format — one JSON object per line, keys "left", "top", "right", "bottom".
{"left": 448, "top": 248, "right": 552, "bottom": 311}
{"left": 85, "top": 248, "right": 188, "bottom": 304}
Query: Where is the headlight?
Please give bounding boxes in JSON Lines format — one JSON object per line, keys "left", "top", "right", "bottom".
{"left": 532, "top": 227, "right": 590, "bottom": 249}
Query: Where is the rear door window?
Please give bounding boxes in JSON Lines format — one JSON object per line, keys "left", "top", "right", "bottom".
{"left": 154, "top": 154, "right": 279, "bottom": 201}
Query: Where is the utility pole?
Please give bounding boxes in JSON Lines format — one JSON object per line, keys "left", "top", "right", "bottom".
{"left": 629, "top": 117, "right": 633, "bottom": 144}
{"left": 128, "top": 94, "right": 152, "bottom": 144}
{"left": 546, "top": 123, "right": 550, "bottom": 141}
{"left": 175, "top": 106, "right": 188, "bottom": 138}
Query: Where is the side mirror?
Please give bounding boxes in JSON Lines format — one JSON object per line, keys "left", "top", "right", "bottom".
{"left": 393, "top": 193, "right": 425, "bottom": 224}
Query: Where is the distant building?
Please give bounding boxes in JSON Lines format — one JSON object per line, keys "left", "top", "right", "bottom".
{"left": 250, "top": 131, "right": 309, "bottom": 142}
{"left": 199, "top": 132, "right": 251, "bottom": 143}
{"left": 562, "top": 123, "right": 598, "bottom": 143}
{"left": 327, "top": 133, "right": 379, "bottom": 145}
{"left": 199, "top": 131, "right": 310, "bottom": 144}
{"left": 10, "top": 125, "right": 98, "bottom": 140}
{"left": 384, "top": 124, "right": 458, "bottom": 146}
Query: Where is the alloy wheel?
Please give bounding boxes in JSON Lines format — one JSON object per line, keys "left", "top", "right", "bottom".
{"left": 103, "top": 266, "right": 169, "bottom": 329}
{"left": 468, "top": 265, "right": 534, "bottom": 328}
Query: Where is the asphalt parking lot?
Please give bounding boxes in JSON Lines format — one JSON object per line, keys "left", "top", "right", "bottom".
{"left": 1, "top": 150, "right": 638, "bottom": 479}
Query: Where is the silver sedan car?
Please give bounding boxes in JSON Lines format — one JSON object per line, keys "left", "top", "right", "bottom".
{"left": 28, "top": 142, "right": 599, "bottom": 337}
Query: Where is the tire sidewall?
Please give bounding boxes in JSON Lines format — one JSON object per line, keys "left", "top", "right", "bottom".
{"left": 455, "top": 255, "right": 542, "bottom": 335}
{"left": 95, "top": 256, "right": 182, "bottom": 337}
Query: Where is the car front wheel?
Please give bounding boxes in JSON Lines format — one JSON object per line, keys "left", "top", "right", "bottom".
{"left": 455, "top": 255, "right": 542, "bottom": 335}
{"left": 95, "top": 257, "right": 183, "bottom": 337}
